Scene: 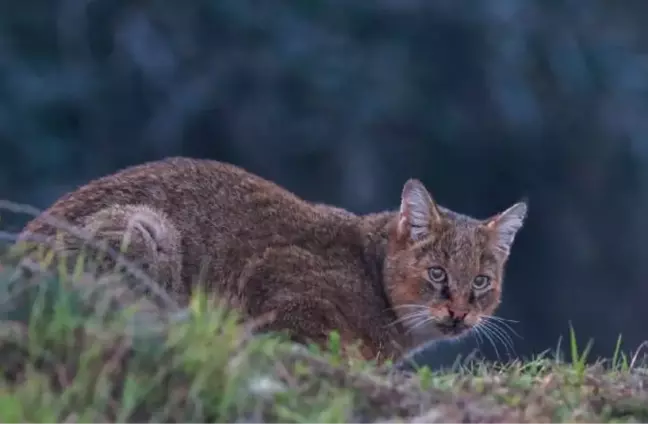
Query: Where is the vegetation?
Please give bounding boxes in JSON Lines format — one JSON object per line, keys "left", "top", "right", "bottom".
{"left": 0, "top": 220, "right": 647, "bottom": 422}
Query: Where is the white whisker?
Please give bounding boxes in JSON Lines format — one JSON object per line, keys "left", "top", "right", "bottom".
{"left": 389, "top": 304, "right": 429, "bottom": 311}
{"left": 470, "top": 325, "right": 483, "bottom": 348}
{"left": 475, "top": 322, "right": 501, "bottom": 360}
{"left": 482, "top": 320, "right": 514, "bottom": 346}
{"left": 385, "top": 310, "right": 428, "bottom": 328}
{"left": 405, "top": 314, "right": 436, "bottom": 335}
{"left": 480, "top": 319, "right": 516, "bottom": 359}
{"left": 482, "top": 315, "right": 519, "bottom": 324}
{"left": 482, "top": 315, "right": 522, "bottom": 339}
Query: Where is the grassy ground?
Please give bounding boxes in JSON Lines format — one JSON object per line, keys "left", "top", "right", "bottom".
{"left": 0, "top": 247, "right": 647, "bottom": 422}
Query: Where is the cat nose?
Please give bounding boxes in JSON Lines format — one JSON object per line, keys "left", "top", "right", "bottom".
{"left": 447, "top": 308, "right": 467, "bottom": 324}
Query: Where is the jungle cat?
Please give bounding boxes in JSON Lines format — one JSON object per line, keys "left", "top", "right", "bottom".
{"left": 17, "top": 157, "right": 527, "bottom": 363}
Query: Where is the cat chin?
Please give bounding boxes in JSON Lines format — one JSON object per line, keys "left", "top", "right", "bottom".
{"left": 406, "top": 321, "right": 446, "bottom": 344}
{"left": 404, "top": 320, "right": 474, "bottom": 350}
{"left": 445, "top": 326, "right": 476, "bottom": 343}
{"left": 402, "top": 325, "right": 474, "bottom": 359}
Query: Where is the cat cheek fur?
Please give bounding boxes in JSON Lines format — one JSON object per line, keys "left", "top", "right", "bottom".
{"left": 427, "top": 304, "right": 450, "bottom": 320}
{"left": 464, "top": 312, "right": 480, "bottom": 326}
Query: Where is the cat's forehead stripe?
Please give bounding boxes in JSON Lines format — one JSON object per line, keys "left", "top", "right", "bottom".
{"left": 412, "top": 218, "right": 492, "bottom": 262}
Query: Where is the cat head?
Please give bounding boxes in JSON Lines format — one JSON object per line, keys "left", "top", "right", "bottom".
{"left": 383, "top": 178, "right": 527, "bottom": 345}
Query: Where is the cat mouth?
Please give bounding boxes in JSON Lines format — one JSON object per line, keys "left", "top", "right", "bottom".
{"left": 435, "top": 321, "right": 470, "bottom": 336}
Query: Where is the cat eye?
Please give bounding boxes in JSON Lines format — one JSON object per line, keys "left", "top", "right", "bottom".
{"left": 472, "top": 275, "right": 491, "bottom": 291}
{"left": 428, "top": 266, "right": 447, "bottom": 283}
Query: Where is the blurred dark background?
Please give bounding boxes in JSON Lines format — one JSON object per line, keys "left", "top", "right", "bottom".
{"left": 1, "top": 0, "right": 647, "bottom": 367}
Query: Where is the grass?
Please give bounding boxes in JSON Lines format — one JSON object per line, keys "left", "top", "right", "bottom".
{"left": 0, "top": 242, "right": 647, "bottom": 422}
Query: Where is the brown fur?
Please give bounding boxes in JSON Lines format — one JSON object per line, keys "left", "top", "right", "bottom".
{"left": 17, "top": 157, "right": 527, "bottom": 363}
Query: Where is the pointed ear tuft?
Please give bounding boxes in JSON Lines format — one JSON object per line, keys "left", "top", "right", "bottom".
{"left": 397, "top": 179, "right": 441, "bottom": 242}
{"left": 485, "top": 201, "right": 528, "bottom": 256}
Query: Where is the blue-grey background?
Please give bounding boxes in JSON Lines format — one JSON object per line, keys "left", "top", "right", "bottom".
{"left": 2, "top": 0, "right": 647, "bottom": 366}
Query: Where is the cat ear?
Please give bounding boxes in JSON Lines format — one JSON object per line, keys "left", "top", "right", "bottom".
{"left": 397, "top": 179, "right": 442, "bottom": 242}
{"left": 484, "top": 201, "right": 528, "bottom": 256}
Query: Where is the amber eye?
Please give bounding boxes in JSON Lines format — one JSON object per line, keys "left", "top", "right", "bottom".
{"left": 428, "top": 266, "right": 447, "bottom": 283}
{"left": 472, "top": 275, "right": 491, "bottom": 290}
